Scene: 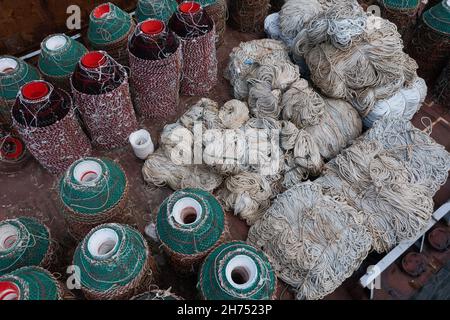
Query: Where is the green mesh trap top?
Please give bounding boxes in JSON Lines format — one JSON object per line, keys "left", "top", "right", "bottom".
{"left": 0, "top": 266, "right": 61, "bottom": 300}
{"left": 381, "top": 0, "right": 420, "bottom": 9}
{"left": 38, "top": 34, "right": 88, "bottom": 77}
{"left": 135, "top": 0, "right": 178, "bottom": 22}
{"left": 0, "top": 217, "right": 50, "bottom": 276}
{"left": 198, "top": 241, "right": 277, "bottom": 300}
{"left": 423, "top": 0, "right": 450, "bottom": 35}
{"left": 88, "top": 2, "right": 133, "bottom": 45}
{"left": 0, "top": 56, "right": 40, "bottom": 101}
{"left": 59, "top": 157, "right": 126, "bottom": 215}
{"left": 197, "top": 0, "right": 219, "bottom": 6}
{"left": 156, "top": 188, "right": 225, "bottom": 256}
{"left": 73, "top": 223, "right": 147, "bottom": 293}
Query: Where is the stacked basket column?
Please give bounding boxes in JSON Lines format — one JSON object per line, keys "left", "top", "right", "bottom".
{"left": 129, "top": 46, "right": 182, "bottom": 119}
{"left": 71, "top": 70, "right": 138, "bottom": 149}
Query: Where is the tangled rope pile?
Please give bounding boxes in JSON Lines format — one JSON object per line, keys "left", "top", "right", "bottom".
{"left": 291, "top": 3, "right": 425, "bottom": 127}
{"left": 248, "top": 182, "right": 372, "bottom": 300}
{"left": 315, "top": 138, "right": 435, "bottom": 253}
{"left": 363, "top": 118, "right": 450, "bottom": 196}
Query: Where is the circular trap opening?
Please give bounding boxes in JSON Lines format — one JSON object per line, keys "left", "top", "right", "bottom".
{"left": 172, "top": 197, "right": 202, "bottom": 225}
{"left": 0, "top": 57, "right": 18, "bottom": 74}
{"left": 87, "top": 228, "right": 119, "bottom": 258}
{"left": 73, "top": 160, "right": 102, "bottom": 185}
{"left": 81, "top": 51, "right": 106, "bottom": 69}
{"left": 0, "top": 282, "right": 20, "bottom": 300}
{"left": 93, "top": 3, "right": 111, "bottom": 19}
{"left": 45, "top": 35, "right": 67, "bottom": 51}
{"left": 0, "top": 224, "right": 19, "bottom": 251}
{"left": 140, "top": 20, "right": 165, "bottom": 35}
{"left": 21, "top": 81, "right": 50, "bottom": 100}
{"left": 179, "top": 1, "right": 201, "bottom": 14}
{"left": 225, "top": 255, "right": 258, "bottom": 290}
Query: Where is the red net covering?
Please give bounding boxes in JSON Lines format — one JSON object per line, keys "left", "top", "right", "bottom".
{"left": 180, "top": 27, "right": 218, "bottom": 96}
{"left": 129, "top": 45, "right": 182, "bottom": 119}
{"left": 72, "top": 74, "right": 138, "bottom": 149}
{"left": 13, "top": 104, "right": 91, "bottom": 174}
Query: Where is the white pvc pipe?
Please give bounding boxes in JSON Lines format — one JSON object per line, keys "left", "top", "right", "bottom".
{"left": 171, "top": 197, "right": 202, "bottom": 225}
{"left": 87, "top": 228, "right": 119, "bottom": 258}
{"left": 225, "top": 255, "right": 258, "bottom": 290}
{"left": 0, "top": 58, "right": 18, "bottom": 74}
{"left": 129, "top": 129, "right": 154, "bottom": 160}
{"left": 73, "top": 160, "right": 102, "bottom": 185}
{"left": 0, "top": 224, "right": 19, "bottom": 251}
{"left": 45, "top": 35, "right": 68, "bottom": 51}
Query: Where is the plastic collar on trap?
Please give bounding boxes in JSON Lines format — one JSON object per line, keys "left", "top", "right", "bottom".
{"left": 171, "top": 197, "right": 203, "bottom": 225}
{"left": 0, "top": 57, "right": 18, "bottom": 74}
{"left": 21, "top": 81, "right": 50, "bottom": 101}
{"left": 225, "top": 255, "right": 258, "bottom": 290}
{"left": 0, "top": 224, "right": 19, "bottom": 251}
{"left": 73, "top": 159, "right": 103, "bottom": 185}
{"left": 0, "top": 281, "right": 20, "bottom": 300}
{"left": 45, "top": 35, "right": 68, "bottom": 51}
{"left": 81, "top": 51, "right": 107, "bottom": 69}
{"left": 93, "top": 3, "right": 111, "bottom": 19}
{"left": 87, "top": 228, "right": 119, "bottom": 258}
{"left": 179, "top": 1, "right": 201, "bottom": 14}
{"left": 140, "top": 19, "right": 165, "bottom": 35}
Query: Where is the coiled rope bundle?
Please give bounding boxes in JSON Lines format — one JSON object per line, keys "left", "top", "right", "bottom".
{"left": 0, "top": 266, "right": 63, "bottom": 300}
{"left": 59, "top": 157, "right": 130, "bottom": 240}
{"left": 229, "top": 0, "right": 270, "bottom": 33}
{"left": 315, "top": 139, "right": 434, "bottom": 253}
{"left": 248, "top": 182, "right": 372, "bottom": 300}
{"left": 73, "top": 223, "right": 156, "bottom": 300}
{"left": 434, "top": 60, "right": 450, "bottom": 106}
{"left": 363, "top": 117, "right": 450, "bottom": 195}
{"left": 87, "top": 3, "right": 135, "bottom": 66}
{"left": 0, "top": 56, "right": 40, "bottom": 125}
{"left": 198, "top": 241, "right": 277, "bottom": 300}
{"left": 293, "top": 3, "right": 423, "bottom": 127}
{"left": 0, "top": 217, "right": 55, "bottom": 276}
{"left": 226, "top": 39, "right": 291, "bottom": 100}
{"left": 156, "top": 188, "right": 227, "bottom": 271}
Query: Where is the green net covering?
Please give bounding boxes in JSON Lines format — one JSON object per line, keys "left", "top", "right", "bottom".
{"left": 381, "top": 0, "right": 420, "bottom": 9}
{"left": 198, "top": 241, "right": 277, "bottom": 300}
{"left": 88, "top": 2, "right": 133, "bottom": 45}
{"left": 423, "top": 0, "right": 450, "bottom": 34}
{"left": 0, "top": 217, "right": 51, "bottom": 276}
{"left": 38, "top": 34, "right": 88, "bottom": 78}
{"left": 59, "top": 157, "right": 126, "bottom": 216}
{"left": 0, "top": 56, "right": 40, "bottom": 101}
{"left": 73, "top": 223, "right": 148, "bottom": 295}
{"left": 157, "top": 188, "right": 225, "bottom": 256}
{"left": 0, "top": 266, "right": 61, "bottom": 300}
{"left": 135, "top": 0, "right": 178, "bottom": 22}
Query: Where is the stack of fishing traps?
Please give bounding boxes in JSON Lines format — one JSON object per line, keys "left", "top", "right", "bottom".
{"left": 0, "top": 0, "right": 449, "bottom": 302}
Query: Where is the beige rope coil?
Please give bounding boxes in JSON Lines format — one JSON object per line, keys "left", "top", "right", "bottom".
{"left": 247, "top": 182, "right": 372, "bottom": 300}
{"left": 142, "top": 150, "right": 223, "bottom": 192}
